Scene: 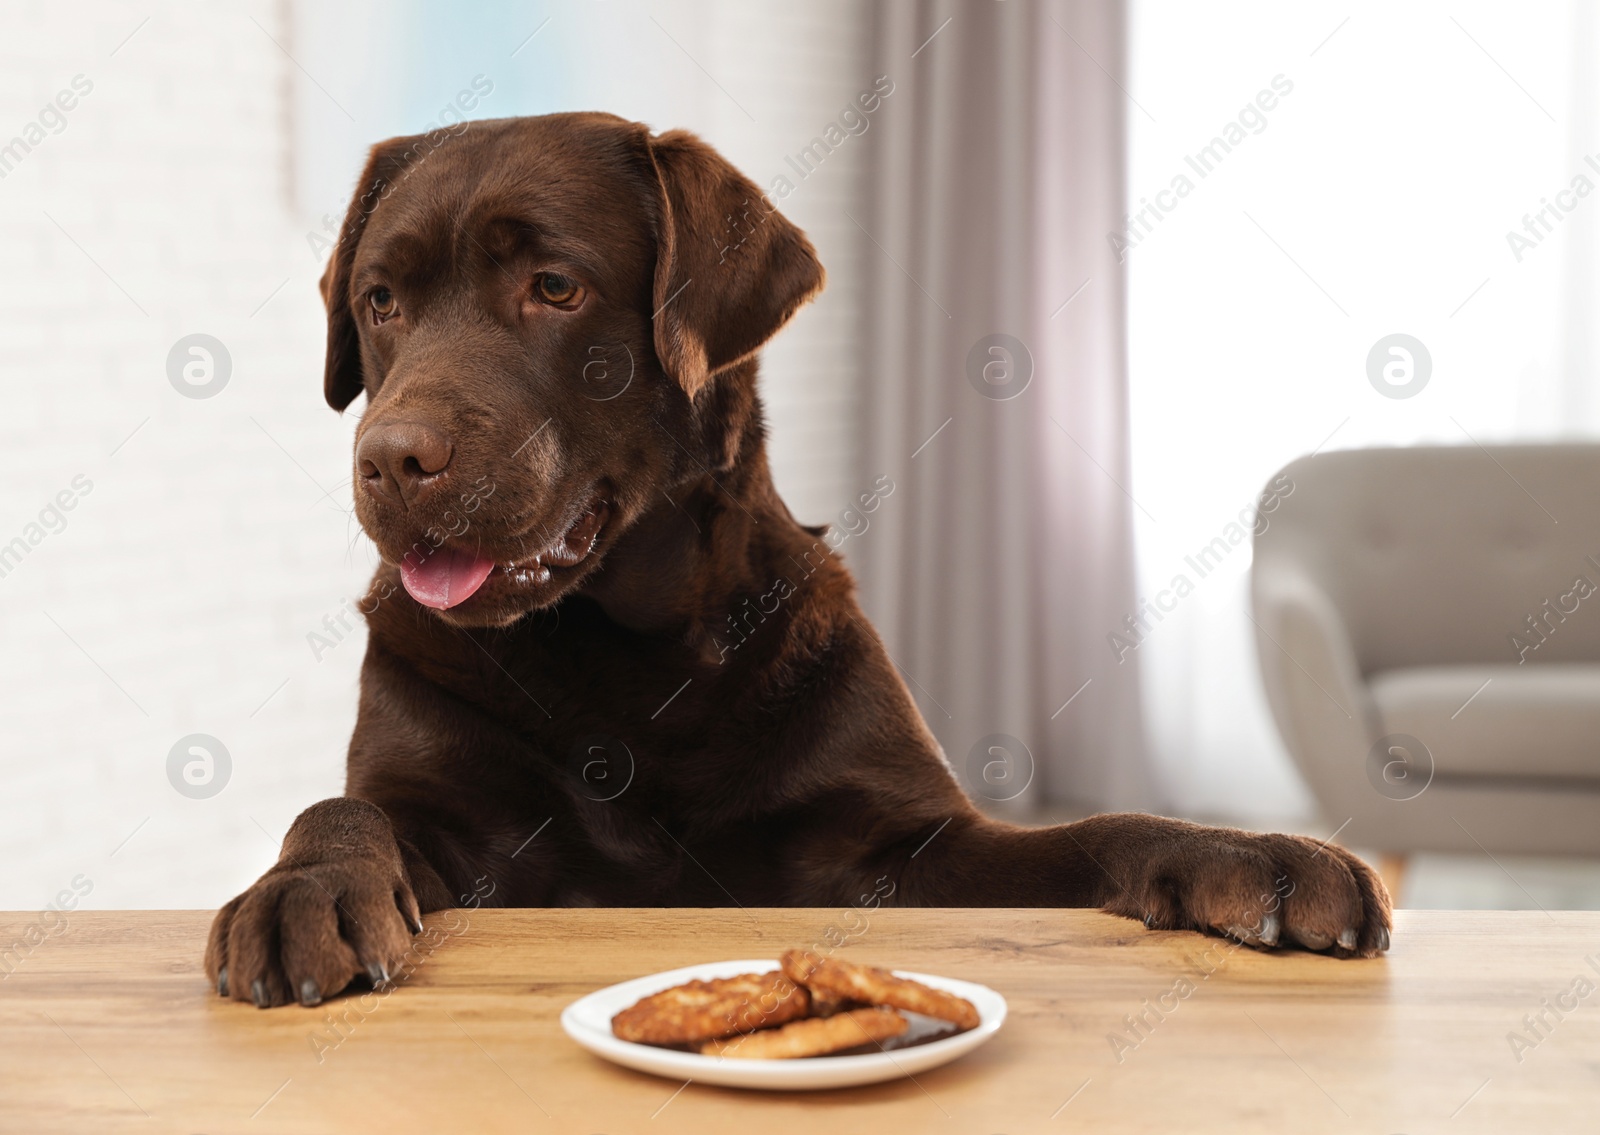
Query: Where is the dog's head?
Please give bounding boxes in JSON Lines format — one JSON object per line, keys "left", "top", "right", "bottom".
{"left": 321, "top": 113, "right": 823, "bottom": 627}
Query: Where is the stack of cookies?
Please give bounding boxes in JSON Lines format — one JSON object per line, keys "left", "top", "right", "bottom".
{"left": 611, "top": 948, "right": 980, "bottom": 1060}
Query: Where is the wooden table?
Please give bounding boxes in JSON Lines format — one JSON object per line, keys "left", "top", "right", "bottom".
{"left": 0, "top": 908, "right": 1594, "bottom": 1133}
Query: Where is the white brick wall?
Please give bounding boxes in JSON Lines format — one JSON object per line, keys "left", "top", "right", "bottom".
{"left": 0, "top": 1, "right": 871, "bottom": 910}
{"left": 0, "top": 1, "right": 364, "bottom": 911}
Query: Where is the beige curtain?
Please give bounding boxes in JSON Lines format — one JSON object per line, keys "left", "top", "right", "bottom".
{"left": 852, "top": 0, "right": 1154, "bottom": 812}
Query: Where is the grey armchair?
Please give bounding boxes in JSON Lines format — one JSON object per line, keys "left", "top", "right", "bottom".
{"left": 1250, "top": 445, "right": 1600, "bottom": 888}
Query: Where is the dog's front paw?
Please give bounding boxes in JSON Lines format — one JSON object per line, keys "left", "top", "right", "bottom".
{"left": 1105, "top": 826, "right": 1391, "bottom": 958}
{"left": 205, "top": 857, "right": 423, "bottom": 1008}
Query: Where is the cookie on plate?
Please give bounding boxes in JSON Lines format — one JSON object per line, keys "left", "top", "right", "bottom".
{"left": 698, "top": 1006, "right": 908, "bottom": 1059}
{"left": 612, "top": 970, "right": 809, "bottom": 1044}
{"left": 780, "top": 949, "right": 979, "bottom": 1030}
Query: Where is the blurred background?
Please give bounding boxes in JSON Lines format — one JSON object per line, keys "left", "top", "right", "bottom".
{"left": 5, "top": 0, "right": 1600, "bottom": 913}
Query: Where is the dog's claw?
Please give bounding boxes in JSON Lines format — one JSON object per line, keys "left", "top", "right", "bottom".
{"left": 1378, "top": 926, "right": 1391, "bottom": 952}
{"left": 217, "top": 966, "right": 229, "bottom": 998}
{"left": 299, "top": 979, "right": 322, "bottom": 1007}
{"left": 1143, "top": 913, "right": 1156, "bottom": 929}
{"left": 1259, "top": 914, "right": 1280, "bottom": 947}
{"left": 251, "top": 979, "right": 268, "bottom": 1009}
{"left": 367, "top": 962, "right": 391, "bottom": 988}
{"left": 1337, "top": 927, "right": 1358, "bottom": 951}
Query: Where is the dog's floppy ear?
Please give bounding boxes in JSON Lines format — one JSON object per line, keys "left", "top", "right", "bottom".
{"left": 646, "top": 129, "right": 825, "bottom": 399}
{"left": 320, "top": 139, "right": 411, "bottom": 412}
{"left": 318, "top": 252, "right": 362, "bottom": 411}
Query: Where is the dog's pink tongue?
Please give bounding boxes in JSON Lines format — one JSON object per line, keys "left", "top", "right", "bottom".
{"left": 399, "top": 548, "right": 497, "bottom": 609}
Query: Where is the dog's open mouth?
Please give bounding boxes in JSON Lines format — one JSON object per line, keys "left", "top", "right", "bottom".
{"left": 398, "top": 498, "right": 611, "bottom": 610}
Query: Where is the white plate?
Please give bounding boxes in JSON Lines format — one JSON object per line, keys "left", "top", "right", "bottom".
{"left": 560, "top": 958, "right": 1007, "bottom": 1091}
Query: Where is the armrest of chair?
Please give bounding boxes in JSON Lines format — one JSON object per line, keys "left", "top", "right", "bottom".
{"left": 1251, "top": 570, "right": 1378, "bottom": 796}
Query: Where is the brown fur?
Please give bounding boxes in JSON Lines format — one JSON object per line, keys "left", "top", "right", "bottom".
{"left": 206, "top": 113, "right": 1390, "bottom": 1009}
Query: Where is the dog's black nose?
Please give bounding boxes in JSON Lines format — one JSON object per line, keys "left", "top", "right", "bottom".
{"left": 357, "top": 421, "right": 453, "bottom": 506}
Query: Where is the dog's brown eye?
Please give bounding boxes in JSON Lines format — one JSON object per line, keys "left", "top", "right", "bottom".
{"left": 535, "top": 273, "right": 583, "bottom": 306}
{"left": 369, "top": 287, "right": 398, "bottom": 322}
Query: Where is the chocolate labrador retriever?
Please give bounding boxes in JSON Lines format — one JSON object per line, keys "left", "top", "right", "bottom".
{"left": 207, "top": 112, "right": 1389, "bottom": 1008}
